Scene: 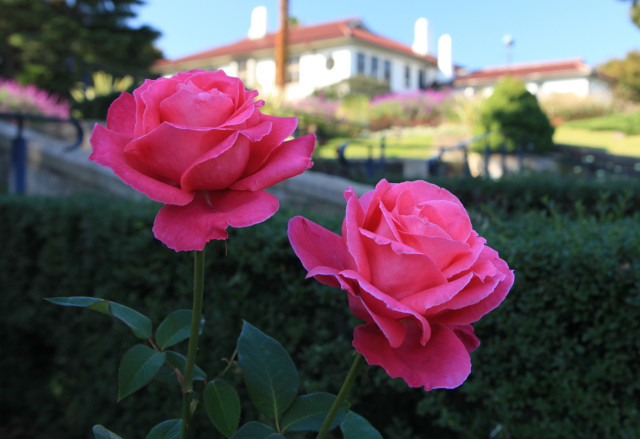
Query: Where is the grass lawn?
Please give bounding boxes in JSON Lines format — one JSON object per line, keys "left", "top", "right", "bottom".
{"left": 553, "top": 126, "right": 640, "bottom": 158}
{"left": 315, "top": 125, "right": 469, "bottom": 160}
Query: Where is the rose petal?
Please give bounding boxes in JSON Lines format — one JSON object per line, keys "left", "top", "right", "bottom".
{"left": 400, "top": 272, "right": 475, "bottom": 313}
{"left": 159, "top": 87, "right": 235, "bottom": 127}
{"left": 242, "top": 115, "right": 298, "bottom": 174}
{"left": 231, "top": 134, "right": 315, "bottom": 191}
{"left": 153, "top": 190, "right": 279, "bottom": 251}
{"left": 451, "top": 324, "right": 480, "bottom": 353}
{"left": 342, "top": 187, "right": 371, "bottom": 280}
{"left": 360, "top": 229, "right": 446, "bottom": 299}
{"left": 106, "top": 92, "right": 135, "bottom": 135}
{"left": 418, "top": 200, "right": 472, "bottom": 242}
{"left": 340, "top": 270, "right": 431, "bottom": 345}
{"left": 353, "top": 323, "right": 472, "bottom": 390}
{"left": 180, "top": 133, "right": 250, "bottom": 192}
{"left": 288, "top": 216, "right": 354, "bottom": 285}
{"left": 124, "top": 124, "right": 236, "bottom": 184}
{"left": 90, "top": 124, "right": 194, "bottom": 206}
{"left": 134, "top": 77, "right": 179, "bottom": 137}
{"left": 433, "top": 261, "right": 514, "bottom": 325}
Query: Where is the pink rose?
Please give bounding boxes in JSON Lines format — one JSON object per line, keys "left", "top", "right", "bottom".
{"left": 288, "top": 179, "right": 514, "bottom": 391}
{"left": 90, "top": 69, "right": 315, "bottom": 251}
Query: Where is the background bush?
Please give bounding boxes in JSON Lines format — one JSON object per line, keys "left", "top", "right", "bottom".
{"left": 474, "top": 77, "right": 554, "bottom": 153}
{"left": 1, "top": 175, "right": 639, "bottom": 438}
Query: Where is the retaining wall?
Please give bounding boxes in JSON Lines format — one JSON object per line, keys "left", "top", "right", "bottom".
{"left": 0, "top": 120, "right": 372, "bottom": 212}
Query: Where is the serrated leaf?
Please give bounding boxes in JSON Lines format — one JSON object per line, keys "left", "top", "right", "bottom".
{"left": 204, "top": 379, "right": 241, "bottom": 438}
{"left": 154, "top": 350, "right": 207, "bottom": 384}
{"left": 146, "top": 419, "right": 182, "bottom": 439}
{"left": 340, "top": 411, "right": 383, "bottom": 439}
{"left": 237, "top": 321, "right": 298, "bottom": 419}
{"left": 155, "top": 310, "right": 204, "bottom": 349}
{"left": 118, "top": 344, "right": 166, "bottom": 401}
{"left": 281, "top": 392, "right": 346, "bottom": 432}
{"left": 231, "top": 422, "right": 275, "bottom": 439}
{"left": 92, "top": 425, "right": 123, "bottom": 439}
{"left": 45, "top": 296, "right": 152, "bottom": 339}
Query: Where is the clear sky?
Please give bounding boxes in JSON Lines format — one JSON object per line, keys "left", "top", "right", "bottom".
{"left": 131, "top": 0, "right": 639, "bottom": 71}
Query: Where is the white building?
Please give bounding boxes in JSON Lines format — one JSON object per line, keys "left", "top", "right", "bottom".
{"left": 454, "top": 59, "right": 614, "bottom": 102}
{"left": 153, "top": 14, "right": 454, "bottom": 100}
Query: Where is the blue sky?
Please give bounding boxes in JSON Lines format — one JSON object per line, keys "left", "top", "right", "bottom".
{"left": 132, "top": 0, "right": 639, "bottom": 71}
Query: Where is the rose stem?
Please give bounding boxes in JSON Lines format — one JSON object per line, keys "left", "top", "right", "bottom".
{"left": 316, "top": 352, "right": 366, "bottom": 439}
{"left": 179, "top": 248, "right": 206, "bottom": 439}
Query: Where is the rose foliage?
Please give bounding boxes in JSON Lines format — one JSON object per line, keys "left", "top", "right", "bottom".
{"left": 288, "top": 179, "right": 514, "bottom": 391}
{"left": 90, "top": 69, "right": 315, "bottom": 251}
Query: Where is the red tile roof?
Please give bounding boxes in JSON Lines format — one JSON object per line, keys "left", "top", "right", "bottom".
{"left": 454, "top": 59, "right": 598, "bottom": 86}
{"left": 154, "top": 18, "right": 437, "bottom": 69}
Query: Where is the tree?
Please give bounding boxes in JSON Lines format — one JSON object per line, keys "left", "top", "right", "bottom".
{"left": 599, "top": 50, "right": 640, "bottom": 102}
{"left": 474, "top": 76, "right": 554, "bottom": 153}
{"left": 619, "top": 0, "right": 640, "bottom": 27}
{"left": 0, "top": 0, "right": 162, "bottom": 97}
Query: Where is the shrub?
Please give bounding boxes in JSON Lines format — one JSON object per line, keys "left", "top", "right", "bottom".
{"left": 313, "top": 75, "right": 390, "bottom": 100}
{"left": 1, "top": 179, "right": 639, "bottom": 438}
{"left": 474, "top": 77, "right": 554, "bottom": 153}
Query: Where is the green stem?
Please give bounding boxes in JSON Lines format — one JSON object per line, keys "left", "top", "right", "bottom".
{"left": 316, "top": 352, "right": 366, "bottom": 439}
{"left": 179, "top": 249, "right": 206, "bottom": 439}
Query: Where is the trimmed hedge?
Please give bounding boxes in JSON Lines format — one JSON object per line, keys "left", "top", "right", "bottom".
{"left": 1, "top": 180, "right": 639, "bottom": 438}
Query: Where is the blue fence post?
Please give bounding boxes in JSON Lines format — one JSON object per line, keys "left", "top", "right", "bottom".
{"left": 10, "top": 116, "right": 26, "bottom": 194}
{"left": 366, "top": 143, "right": 375, "bottom": 178}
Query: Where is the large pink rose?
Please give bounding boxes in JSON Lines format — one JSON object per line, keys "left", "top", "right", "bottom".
{"left": 288, "top": 179, "right": 514, "bottom": 391}
{"left": 90, "top": 69, "right": 315, "bottom": 251}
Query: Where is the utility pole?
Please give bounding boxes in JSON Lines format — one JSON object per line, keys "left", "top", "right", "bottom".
{"left": 275, "top": 0, "right": 289, "bottom": 91}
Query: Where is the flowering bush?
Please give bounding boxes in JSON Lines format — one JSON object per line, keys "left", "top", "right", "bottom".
{"left": 0, "top": 79, "right": 70, "bottom": 118}
{"left": 370, "top": 89, "right": 453, "bottom": 130}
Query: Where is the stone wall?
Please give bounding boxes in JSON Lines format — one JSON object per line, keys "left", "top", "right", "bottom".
{"left": 0, "top": 120, "right": 372, "bottom": 212}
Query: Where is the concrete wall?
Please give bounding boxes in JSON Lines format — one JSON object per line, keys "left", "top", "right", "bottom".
{"left": 0, "top": 120, "right": 372, "bottom": 213}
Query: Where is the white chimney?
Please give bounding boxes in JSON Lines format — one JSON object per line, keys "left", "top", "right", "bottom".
{"left": 412, "top": 18, "right": 429, "bottom": 56}
{"left": 437, "top": 34, "right": 453, "bottom": 81}
{"left": 248, "top": 6, "right": 267, "bottom": 40}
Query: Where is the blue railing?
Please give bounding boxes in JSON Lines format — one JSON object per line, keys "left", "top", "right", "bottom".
{"left": 0, "top": 112, "right": 83, "bottom": 194}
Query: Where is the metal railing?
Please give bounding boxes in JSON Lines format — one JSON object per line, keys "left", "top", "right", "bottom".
{"left": 0, "top": 112, "right": 83, "bottom": 194}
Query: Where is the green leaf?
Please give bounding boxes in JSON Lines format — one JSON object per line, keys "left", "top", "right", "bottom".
{"left": 237, "top": 322, "right": 298, "bottom": 419}
{"left": 145, "top": 419, "right": 182, "bottom": 439}
{"left": 118, "top": 344, "right": 166, "bottom": 401}
{"left": 92, "top": 425, "right": 123, "bottom": 439}
{"left": 266, "top": 435, "right": 286, "bottom": 439}
{"left": 203, "top": 379, "right": 241, "bottom": 438}
{"left": 154, "top": 350, "right": 207, "bottom": 384}
{"left": 281, "top": 392, "right": 346, "bottom": 432}
{"left": 155, "top": 310, "right": 204, "bottom": 349}
{"left": 45, "top": 296, "right": 152, "bottom": 339}
{"left": 340, "top": 411, "right": 383, "bottom": 439}
{"left": 231, "top": 422, "right": 275, "bottom": 439}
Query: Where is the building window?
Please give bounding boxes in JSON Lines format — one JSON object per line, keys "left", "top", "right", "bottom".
{"left": 419, "top": 69, "right": 428, "bottom": 90}
{"left": 288, "top": 55, "right": 300, "bottom": 83}
{"left": 383, "top": 60, "right": 391, "bottom": 82}
{"left": 326, "top": 55, "right": 335, "bottom": 70}
{"left": 371, "top": 56, "right": 379, "bottom": 78}
{"left": 404, "top": 65, "right": 411, "bottom": 88}
{"left": 357, "top": 52, "right": 366, "bottom": 75}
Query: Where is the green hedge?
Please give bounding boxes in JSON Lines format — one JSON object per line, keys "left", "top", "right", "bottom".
{"left": 1, "top": 181, "right": 639, "bottom": 438}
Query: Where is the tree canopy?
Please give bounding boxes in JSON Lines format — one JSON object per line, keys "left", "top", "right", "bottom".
{"left": 0, "top": 0, "right": 162, "bottom": 96}
{"left": 599, "top": 50, "right": 640, "bottom": 102}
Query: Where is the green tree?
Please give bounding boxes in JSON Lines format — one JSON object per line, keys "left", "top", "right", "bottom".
{"left": 474, "top": 76, "right": 554, "bottom": 153}
{"left": 599, "top": 50, "right": 640, "bottom": 102}
{"left": 0, "top": 0, "right": 162, "bottom": 97}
